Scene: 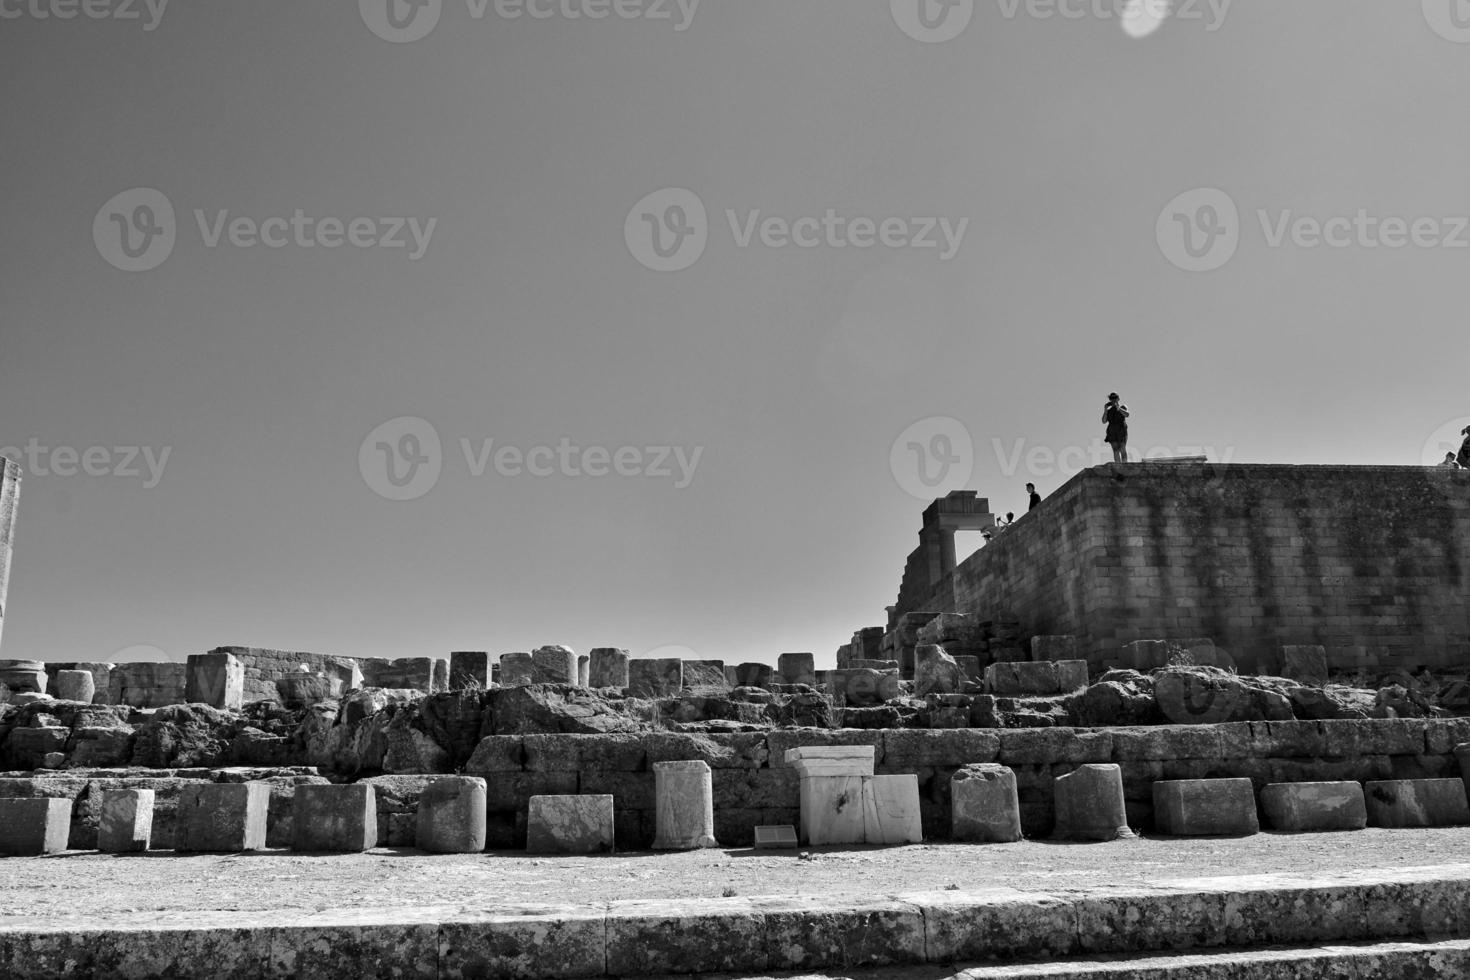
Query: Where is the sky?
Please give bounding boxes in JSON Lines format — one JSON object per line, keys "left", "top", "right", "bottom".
{"left": 1, "top": 0, "right": 1468, "bottom": 670}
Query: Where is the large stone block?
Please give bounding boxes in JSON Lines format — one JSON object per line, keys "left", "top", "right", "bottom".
{"left": 0, "top": 797, "right": 71, "bottom": 854}
{"left": 778, "top": 652, "right": 816, "bottom": 686}
{"left": 915, "top": 645, "right": 965, "bottom": 697}
{"left": 589, "top": 648, "right": 630, "bottom": 689}
{"left": 359, "top": 657, "right": 436, "bottom": 692}
{"left": 797, "top": 774, "right": 868, "bottom": 846}
{"left": 734, "top": 663, "right": 773, "bottom": 688}
{"left": 827, "top": 668, "right": 900, "bottom": 706}
{"left": 985, "top": 661, "right": 1080, "bottom": 696}
{"left": 292, "top": 783, "right": 377, "bottom": 852}
{"left": 1364, "top": 778, "right": 1470, "bottom": 828}
{"left": 526, "top": 794, "right": 615, "bottom": 854}
{"left": 174, "top": 782, "right": 269, "bottom": 852}
{"left": 577, "top": 655, "right": 589, "bottom": 687}
{"left": 531, "top": 645, "right": 577, "bottom": 684}
{"left": 184, "top": 652, "right": 244, "bottom": 710}
{"left": 1053, "top": 764, "right": 1132, "bottom": 841}
{"left": 0, "top": 659, "right": 47, "bottom": 694}
{"left": 1281, "top": 645, "right": 1329, "bottom": 686}
{"left": 653, "top": 759, "right": 718, "bottom": 849}
{"left": 681, "top": 659, "right": 728, "bottom": 690}
{"left": 448, "top": 651, "right": 489, "bottom": 690}
{"left": 415, "top": 776, "right": 487, "bottom": 853}
{"left": 864, "top": 774, "right": 923, "bottom": 845}
{"left": 1152, "top": 778, "right": 1259, "bottom": 836}
{"left": 499, "top": 652, "right": 533, "bottom": 687}
{"left": 54, "top": 669, "right": 95, "bottom": 704}
{"left": 628, "top": 658, "right": 682, "bottom": 698}
{"left": 1259, "top": 781, "right": 1366, "bottom": 832}
{"left": 108, "top": 661, "right": 187, "bottom": 708}
{"left": 951, "top": 764, "right": 1022, "bottom": 843}
{"left": 97, "top": 788, "right": 154, "bottom": 852}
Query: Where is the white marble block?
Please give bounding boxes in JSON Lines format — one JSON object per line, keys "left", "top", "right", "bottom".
{"left": 652, "top": 760, "right": 719, "bottom": 850}
{"left": 784, "top": 745, "right": 875, "bottom": 777}
{"left": 863, "top": 774, "right": 922, "bottom": 844}
{"left": 799, "top": 775, "right": 870, "bottom": 846}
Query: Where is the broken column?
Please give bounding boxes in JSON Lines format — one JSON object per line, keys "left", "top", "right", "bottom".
{"left": 531, "top": 645, "right": 577, "bottom": 684}
{"left": 951, "top": 764, "right": 1022, "bottom": 843}
{"left": 175, "top": 783, "right": 269, "bottom": 852}
{"left": 652, "top": 760, "right": 719, "bottom": 850}
{"left": 1053, "top": 764, "right": 1133, "bottom": 841}
{"left": 416, "top": 776, "right": 487, "bottom": 853}
{"left": 589, "top": 648, "right": 630, "bottom": 689}
{"left": 184, "top": 651, "right": 244, "bottom": 710}
{"left": 449, "top": 651, "right": 490, "bottom": 689}
{"left": 55, "top": 669, "right": 96, "bottom": 704}
{"left": 0, "top": 797, "right": 70, "bottom": 855}
{"left": 500, "top": 652, "right": 534, "bottom": 687}
{"left": 98, "top": 789, "right": 154, "bottom": 853}
{"left": 526, "top": 795, "right": 615, "bottom": 854}
{"left": 0, "top": 457, "right": 17, "bottom": 659}
{"left": 778, "top": 652, "right": 816, "bottom": 686}
{"left": 293, "top": 784, "right": 377, "bottom": 852}
{"left": 0, "top": 660, "right": 46, "bottom": 695}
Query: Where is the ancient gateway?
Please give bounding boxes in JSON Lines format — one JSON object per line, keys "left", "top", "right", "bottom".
{"left": 1, "top": 461, "right": 1470, "bottom": 977}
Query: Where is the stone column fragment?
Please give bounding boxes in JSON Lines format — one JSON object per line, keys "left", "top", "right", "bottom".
{"left": 531, "top": 646, "right": 577, "bottom": 684}
{"left": 778, "top": 652, "right": 815, "bottom": 687}
{"left": 952, "top": 764, "right": 1022, "bottom": 843}
{"left": 416, "top": 776, "right": 487, "bottom": 853}
{"left": 652, "top": 760, "right": 718, "bottom": 850}
{"left": 1053, "top": 764, "right": 1132, "bottom": 842}
{"left": 55, "top": 670, "right": 96, "bottom": 704}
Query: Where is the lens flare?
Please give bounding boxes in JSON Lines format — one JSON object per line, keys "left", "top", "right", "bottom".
{"left": 1121, "top": 0, "right": 1172, "bottom": 38}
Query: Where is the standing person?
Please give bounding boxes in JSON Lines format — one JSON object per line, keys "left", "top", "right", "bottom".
{"left": 1441, "top": 452, "right": 1462, "bottom": 469}
{"left": 1459, "top": 426, "right": 1470, "bottom": 469}
{"left": 1102, "top": 393, "right": 1130, "bottom": 464}
{"left": 1026, "top": 483, "right": 1042, "bottom": 511}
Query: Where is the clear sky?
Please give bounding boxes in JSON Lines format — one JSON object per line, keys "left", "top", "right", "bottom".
{"left": 2, "top": 1, "right": 1467, "bottom": 669}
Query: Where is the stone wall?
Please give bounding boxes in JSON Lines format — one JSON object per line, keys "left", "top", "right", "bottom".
{"left": 206, "top": 647, "right": 367, "bottom": 703}
{"left": 903, "top": 464, "right": 1470, "bottom": 675}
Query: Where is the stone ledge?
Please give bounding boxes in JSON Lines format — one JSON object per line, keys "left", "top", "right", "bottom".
{"left": 5, "top": 865, "right": 1470, "bottom": 978}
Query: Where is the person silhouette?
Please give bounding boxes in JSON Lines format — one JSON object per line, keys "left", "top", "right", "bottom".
{"left": 1102, "top": 393, "right": 1130, "bottom": 464}
{"left": 1459, "top": 426, "right": 1470, "bottom": 468}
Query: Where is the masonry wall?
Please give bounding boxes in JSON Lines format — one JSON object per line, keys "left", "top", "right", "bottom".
{"left": 908, "top": 464, "right": 1470, "bottom": 675}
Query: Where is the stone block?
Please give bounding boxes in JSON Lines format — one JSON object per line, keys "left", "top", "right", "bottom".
{"left": 448, "top": 651, "right": 489, "bottom": 690}
{"left": 952, "top": 764, "right": 1021, "bottom": 843}
{"left": 0, "top": 797, "right": 71, "bottom": 854}
{"left": 577, "top": 655, "right": 589, "bottom": 687}
{"left": 1364, "top": 778, "right": 1470, "bottom": 828}
{"left": 1053, "top": 764, "right": 1132, "bottom": 841}
{"left": 174, "top": 783, "right": 269, "bottom": 852}
{"left": 108, "top": 661, "right": 187, "bottom": 708}
{"left": 778, "top": 652, "right": 816, "bottom": 686}
{"left": 1031, "top": 635, "right": 1079, "bottom": 663}
{"left": 785, "top": 745, "right": 875, "bottom": 777}
{"left": 915, "top": 644, "right": 965, "bottom": 697}
{"left": 986, "top": 661, "right": 1066, "bottom": 696}
{"left": 1152, "top": 778, "right": 1259, "bottom": 836}
{"left": 184, "top": 652, "right": 244, "bottom": 710}
{"left": 526, "top": 794, "right": 615, "bottom": 854}
{"left": 54, "top": 669, "right": 95, "bottom": 703}
{"left": 531, "top": 645, "right": 577, "bottom": 684}
{"left": 416, "top": 776, "right": 487, "bottom": 853}
{"left": 628, "top": 658, "right": 682, "bottom": 698}
{"left": 359, "top": 657, "right": 435, "bottom": 692}
{"left": 734, "top": 663, "right": 772, "bottom": 688}
{"left": 652, "top": 759, "right": 718, "bottom": 849}
{"left": 97, "top": 788, "right": 154, "bottom": 852}
{"left": 292, "top": 783, "right": 377, "bottom": 852}
{"left": 499, "top": 652, "right": 533, "bottom": 687}
{"left": 827, "top": 668, "right": 900, "bottom": 706}
{"left": 1281, "top": 644, "right": 1329, "bottom": 686}
{"left": 589, "top": 648, "right": 630, "bottom": 689}
{"left": 864, "top": 774, "right": 922, "bottom": 844}
{"left": 1057, "top": 660, "right": 1089, "bottom": 691}
{"left": 1260, "top": 781, "right": 1366, "bottom": 832}
{"left": 953, "top": 656, "right": 981, "bottom": 682}
{"left": 0, "top": 659, "right": 47, "bottom": 694}
{"left": 798, "top": 774, "right": 868, "bottom": 846}
{"left": 681, "top": 659, "right": 727, "bottom": 689}
{"left": 433, "top": 658, "right": 449, "bottom": 693}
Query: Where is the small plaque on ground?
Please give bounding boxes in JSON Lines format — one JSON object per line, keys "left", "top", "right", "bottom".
{"left": 753, "top": 825, "right": 798, "bottom": 849}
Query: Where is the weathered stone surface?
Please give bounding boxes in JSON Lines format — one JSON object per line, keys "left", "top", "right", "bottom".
{"left": 576, "top": 655, "right": 589, "bottom": 688}
{"left": 0, "top": 797, "right": 71, "bottom": 854}
{"left": 681, "top": 659, "right": 727, "bottom": 690}
{"left": 292, "top": 783, "right": 377, "bottom": 852}
{"left": 986, "top": 661, "right": 1060, "bottom": 696}
{"left": 883, "top": 729, "right": 998, "bottom": 769}
{"left": 4, "top": 725, "right": 70, "bottom": 769}
{"left": 1154, "top": 666, "right": 1295, "bottom": 725}
{"left": 628, "top": 658, "right": 683, "bottom": 698}
{"left": 653, "top": 759, "right": 718, "bottom": 849}
{"left": 1364, "top": 778, "right": 1470, "bottom": 828}
{"left": 184, "top": 652, "right": 244, "bottom": 710}
{"left": 952, "top": 764, "right": 1022, "bottom": 842}
{"left": 1260, "top": 781, "right": 1366, "bottom": 832}
{"left": 531, "top": 645, "right": 578, "bottom": 685}
{"left": 1053, "top": 764, "right": 1132, "bottom": 841}
{"left": 486, "top": 684, "right": 642, "bottom": 736}
{"left": 1031, "top": 635, "right": 1079, "bottom": 663}
{"left": 734, "top": 663, "right": 773, "bottom": 688}
{"left": 0, "top": 660, "right": 47, "bottom": 694}
{"left": 588, "top": 648, "right": 630, "bottom": 689}
{"left": 1070, "top": 670, "right": 1161, "bottom": 727}
{"left": 828, "top": 668, "right": 900, "bottom": 706}
{"left": 440, "top": 905, "right": 606, "bottom": 979}
{"left": 464, "top": 735, "right": 525, "bottom": 774}
{"left": 448, "top": 651, "right": 489, "bottom": 690}
{"left": 605, "top": 898, "right": 765, "bottom": 976}
{"left": 97, "top": 788, "right": 154, "bottom": 852}
{"left": 865, "top": 773, "right": 923, "bottom": 844}
{"left": 499, "top": 652, "right": 533, "bottom": 687}
{"left": 915, "top": 645, "right": 965, "bottom": 697}
{"left": 416, "top": 776, "right": 487, "bottom": 853}
{"left": 778, "top": 652, "right": 816, "bottom": 686}
{"left": 108, "top": 661, "right": 186, "bottom": 708}
{"left": 1281, "top": 644, "right": 1329, "bottom": 686}
{"left": 54, "top": 670, "right": 95, "bottom": 704}
{"left": 357, "top": 657, "right": 436, "bottom": 693}
{"left": 526, "top": 794, "right": 614, "bottom": 854}
{"left": 1153, "top": 778, "right": 1259, "bottom": 836}
{"left": 174, "top": 782, "right": 268, "bottom": 852}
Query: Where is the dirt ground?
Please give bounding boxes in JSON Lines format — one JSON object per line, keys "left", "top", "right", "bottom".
{"left": 2, "top": 827, "right": 1467, "bottom": 921}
